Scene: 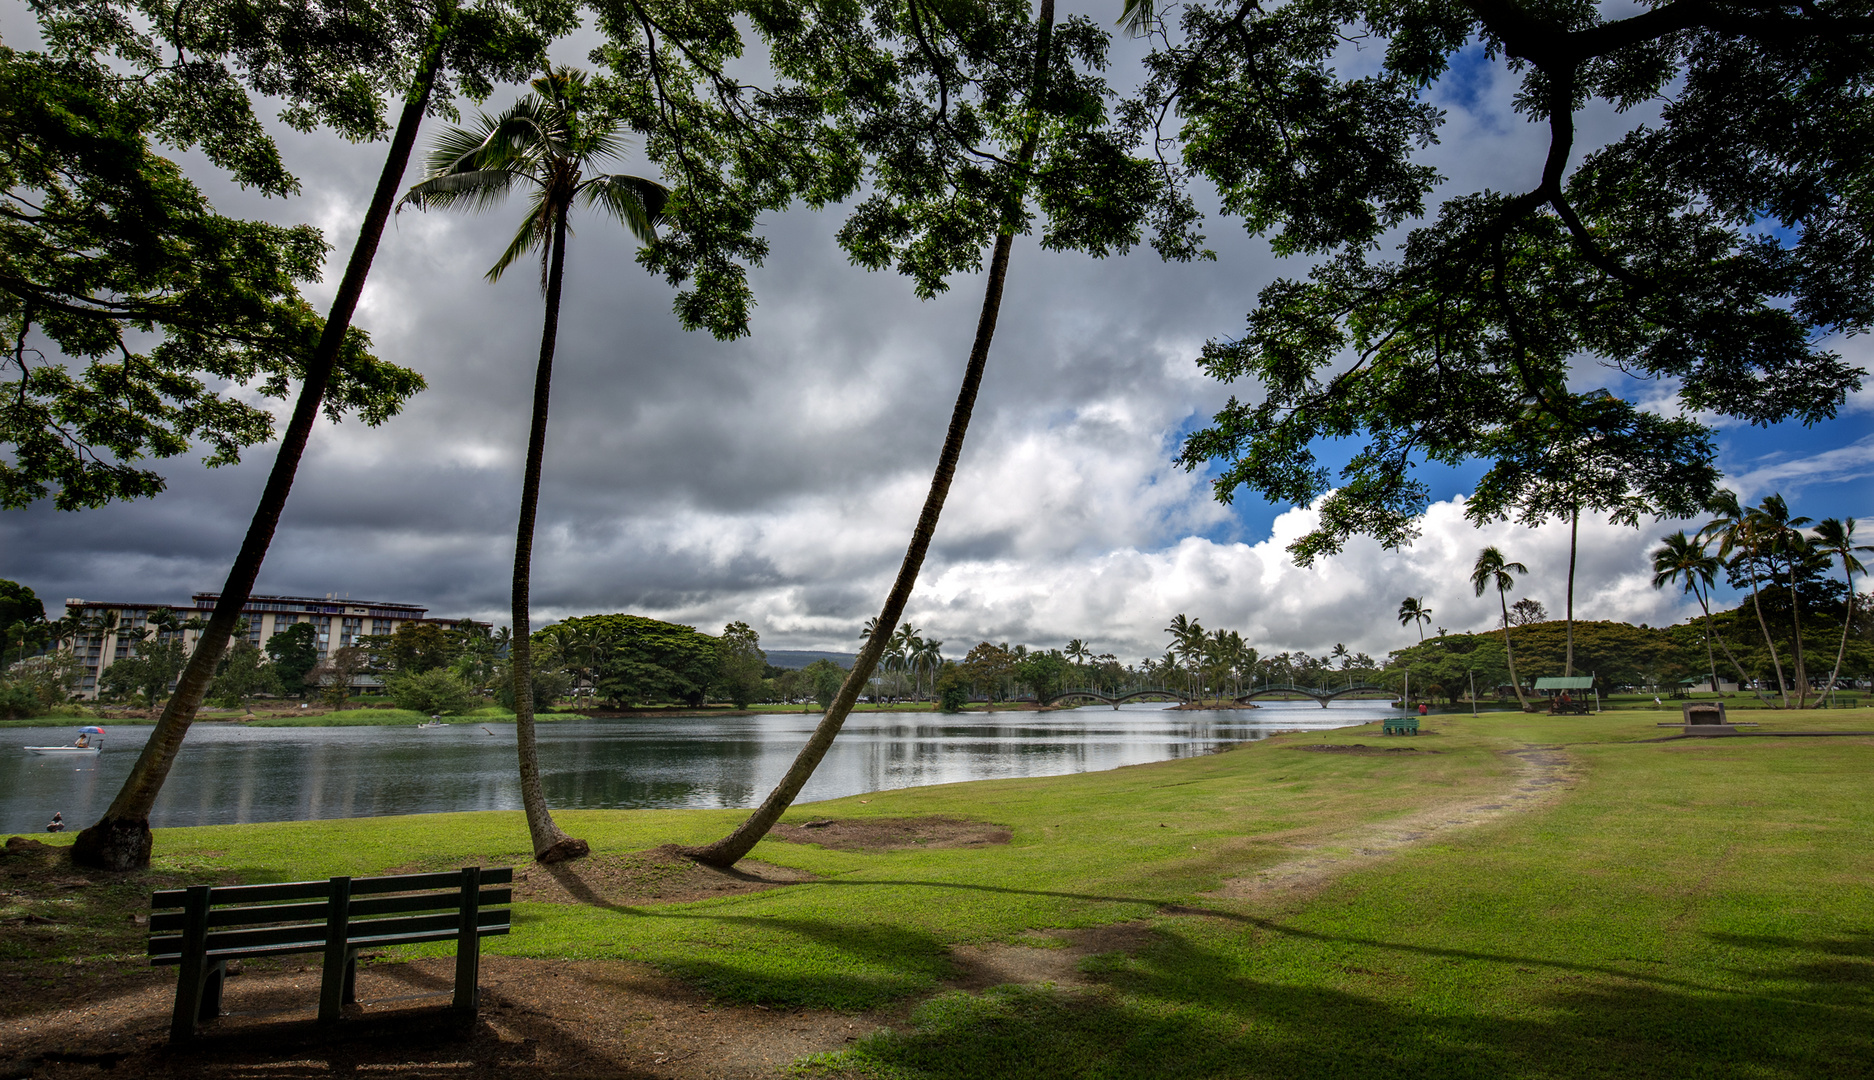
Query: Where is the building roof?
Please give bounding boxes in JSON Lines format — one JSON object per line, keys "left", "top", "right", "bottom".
{"left": 1534, "top": 676, "right": 1597, "bottom": 690}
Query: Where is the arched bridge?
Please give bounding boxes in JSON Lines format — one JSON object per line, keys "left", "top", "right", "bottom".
{"left": 1040, "top": 683, "right": 1394, "bottom": 709}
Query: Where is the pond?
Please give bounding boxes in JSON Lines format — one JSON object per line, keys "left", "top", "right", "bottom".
{"left": 3, "top": 700, "right": 1400, "bottom": 833}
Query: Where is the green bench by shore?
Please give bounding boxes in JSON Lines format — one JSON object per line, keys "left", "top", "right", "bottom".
{"left": 149, "top": 866, "right": 511, "bottom": 1042}
{"left": 1383, "top": 716, "right": 1421, "bottom": 735}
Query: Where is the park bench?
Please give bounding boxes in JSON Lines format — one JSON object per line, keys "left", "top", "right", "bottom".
{"left": 149, "top": 866, "right": 511, "bottom": 1042}
{"left": 1382, "top": 716, "right": 1420, "bottom": 735}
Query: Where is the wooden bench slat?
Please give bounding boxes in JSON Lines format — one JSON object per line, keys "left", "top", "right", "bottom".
{"left": 149, "top": 887, "right": 513, "bottom": 934}
{"left": 151, "top": 867, "right": 512, "bottom": 909}
{"left": 150, "top": 922, "right": 511, "bottom": 966}
{"left": 151, "top": 908, "right": 510, "bottom": 961}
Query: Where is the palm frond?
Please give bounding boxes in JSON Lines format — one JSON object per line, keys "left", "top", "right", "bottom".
{"left": 1118, "top": 0, "right": 1156, "bottom": 37}
{"left": 578, "top": 174, "right": 669, "bottom": 243}
{"left": 487, "top": 190, "right": 553, "bottom": 283}
{"left": 397, "top": 168, "right": 524, "bottom": 214}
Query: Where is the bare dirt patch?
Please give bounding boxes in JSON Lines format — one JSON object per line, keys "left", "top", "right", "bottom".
{"left": 1294, "top": 743, "right": 1442, "bottom": 755}
{"left": 766, "top": 816, "right": 1011, "bottom": 852}
{"left": 511, "top": 846, "right": 814, "bottom": 907}
{"left": 1215, "top": 746, "right": 1574, "bottom": 903}
{"left": 946, "top": 923, "right": 1156, "bottom": 992}
{"left": 0, "top": 954, "right": 894, "bottom": 1080}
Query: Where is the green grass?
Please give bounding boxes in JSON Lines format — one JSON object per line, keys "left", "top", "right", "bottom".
{"left": 11, "top": 708, "right": 1872, "bottom": 1077}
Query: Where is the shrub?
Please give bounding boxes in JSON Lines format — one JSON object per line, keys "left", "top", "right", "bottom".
{"left": 387, "top": 668, "right": 477, "bottom": 716}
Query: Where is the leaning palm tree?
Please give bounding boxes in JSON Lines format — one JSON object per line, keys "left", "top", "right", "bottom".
{"left": 1397, "top": 597, "right": 1432, "bottom": 640}
{"left": 399, "top": 64, "right": 667, "bottom": 863}
{"left": 1651, "top": 530, "right": 1769, "bottom": 705}
{"left": 1811, "top": 518, "right": 1872, "bottom": 708}
{"left": 1471, "top": 547, "right": 1531, "bottom": 711}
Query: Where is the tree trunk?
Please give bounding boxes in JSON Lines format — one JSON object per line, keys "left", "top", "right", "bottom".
{"left": 1818, "top": 565, "right": 1855, "bottom": 709}
{"left": 1783, "top": 551, "right": 1809, "bottom": 708}
{"left": 1745, "top": 564, "right": 1789, "bottom": 708}
{"left": 70, "top": 19, "right": 454, "bottom": 871}
{"left": 1564, "top": 507, "right": 1578, "bottom": 677}
{"left": 683, "top": 0, "right": 1058, "bottom": 868}
{"left": 1698, "top": 589, "right": 1772, "bottom": 706}
{"left": 511, "top": 207, "right": 588, "bottom": 864}
{"left": 1500, "top": 591, "right": 1530, "bottom": 711}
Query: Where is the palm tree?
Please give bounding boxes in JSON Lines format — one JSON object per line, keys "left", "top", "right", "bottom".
{"left": 1065, "top": 638, "right": 1092, "bottom": 677}
{"left": 889, "top": 624, "right": 923, "bottom": 696}
{"left": 1471, "top": 547, "right": 1531, "bottom": 711}
{"left": 684, "top": 0, "right": 1066, "bottom": 869}
{"left": 1165, "top": 614, "right": 1205, "bottom": 700}
{"left": 1749, "top": 494, "right": 1815, "bottom": 707}
{"left": 72, "top": 15, "right": 460, "bottom": 872}
{"left": 399, "top": 64, "right": 667, "bottom": 863}
{"left": 916, "top": 638, "right": 945, "bottom": 700}
{"left": 1811, "top": 518, "right": 1872, "bottom": 708}
{"left": 1397, "top": 597, "right": 1432, "bottom": 640}
{"left": 1651, "top": 530, "right": 1768, "bottom": 704}
{"left": 1702, "top": 490, "right": 1789, "bottom": 707}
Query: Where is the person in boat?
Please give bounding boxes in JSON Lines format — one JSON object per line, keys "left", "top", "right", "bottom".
{"left": 46, "top": 812, "right": 63, "bottom": 833}
{"left": 73, "top": 732, "right": 89, "bottom": 748}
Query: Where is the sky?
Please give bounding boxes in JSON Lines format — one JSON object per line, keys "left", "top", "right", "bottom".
{"left": 4, "top": 3, "right": 1870, "bottom": 665}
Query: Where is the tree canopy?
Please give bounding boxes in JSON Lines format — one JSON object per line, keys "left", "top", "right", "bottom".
{"left": 1141, "top": 0, "right": 1870, "bottom": 562}
{"left": 0, "top": 46, "right": 423, "bottom": 509}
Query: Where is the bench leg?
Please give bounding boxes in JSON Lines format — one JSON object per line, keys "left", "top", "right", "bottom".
{"left": 453, "top": 866, "right": 482, "bottom": 1014}
{"left": 318, "top": 876, "right": 353, "bottom": 1024}
{"left": 201, "top": 959, "right": 227, "bottom": 1020}
{"left": 169, "top": 884, "right": 214, "bottom": 1043}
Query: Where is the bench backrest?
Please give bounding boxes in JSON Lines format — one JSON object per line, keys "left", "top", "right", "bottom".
{"left": 150, "top": 867, "right": 512, "bottom": 965}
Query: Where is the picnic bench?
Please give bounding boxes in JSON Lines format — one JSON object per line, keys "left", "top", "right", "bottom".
{"left": 149, "top": 866, "right": 511, "bottom": 1042}
{"left": 1382, "top": 715, "right": 1420, "bottom": 735}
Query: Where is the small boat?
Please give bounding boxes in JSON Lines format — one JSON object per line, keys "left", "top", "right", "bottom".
{"left": 416, "top": 719, "right": 448, "bottom": 729}
{"left": 25, "top": 725, "right": 105, "bottom": 756}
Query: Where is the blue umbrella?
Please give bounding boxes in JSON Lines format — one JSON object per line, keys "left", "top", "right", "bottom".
{"left": 79, "top": 726, "right": 106, "bottom": 735}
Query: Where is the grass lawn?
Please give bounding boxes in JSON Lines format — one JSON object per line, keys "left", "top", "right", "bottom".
{"left": 8, "top": 708, "right": 1871, "bottom": 1078}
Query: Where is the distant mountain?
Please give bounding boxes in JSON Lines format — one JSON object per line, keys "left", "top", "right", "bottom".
{"left": 764, "top": 650, "right": 858, "bottom": 670}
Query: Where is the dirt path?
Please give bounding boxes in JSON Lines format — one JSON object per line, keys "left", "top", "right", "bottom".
{"left": 1215, "top": 745, "right": 1574, "bottom": 902}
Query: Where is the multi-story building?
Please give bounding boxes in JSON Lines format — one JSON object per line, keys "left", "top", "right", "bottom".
{"left": 61, "top": 593, "right": 483, "bottom": 699}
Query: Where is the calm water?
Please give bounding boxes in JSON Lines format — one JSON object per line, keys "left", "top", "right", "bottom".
{"left": 3, "top": 701, "right": 1396, "bottom": 832}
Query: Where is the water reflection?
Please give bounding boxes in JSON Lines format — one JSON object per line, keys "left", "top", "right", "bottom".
{"left": 2, "top": 700, "right": 1396, "bottom": 831}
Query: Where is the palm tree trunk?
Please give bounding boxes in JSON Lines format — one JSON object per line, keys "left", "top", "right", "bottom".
{"left": 1565, "top": 506, "right": 1578, "bottom": 677}
{"left": 1745, "top": 566, "right": 1789, "bottom": 708}
{"left": 70, "top": 19, "right": 455, "bottom": 871}
{"left": 683, "top": 0, "right": 1058, "bottom": 868}
{"left": 1500, "top": 591, "right": 1530, "bottom": 711}
{"left": 1698, "top": 590, "right": 1772, "bottom": 705}
{"left": 1783, "top": 553, "right": 1809, "bottom": 708}
{"left": 511, "top": 208, "right": 587, "bottom": 864}
{"left": 1819, "top": 566, "right": 1855, "bottom": 709}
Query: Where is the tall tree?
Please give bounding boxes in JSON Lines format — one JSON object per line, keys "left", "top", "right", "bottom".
{"left": 400, "top": 65, "right": 668, "bottom": 863}
{"left": 1471, "top": 547, "right": 1530, "bottom": 711}
{"left": 1397, "top": 597, "right": 1431, "bottom": 641}
{"left": 1465, "top": 393, "right": 1719, "bottom": 676}
{"left": 1748, "top": 494, "right": 1815, "bottom": 708}
{"left": 1140, "top": 0, "right": 1867, "bottom": 567}
{"left": 1702, "top": 491, "right": 1790, "bottom": 707}
{"left": 685, "top": 0, "right": 1192, "bottom": 868}
{"left": 65, "top": 0, "right": 571, "bottom": 871}
{"left": 1808, "top": 518, "right": 1870, "bottom": 708}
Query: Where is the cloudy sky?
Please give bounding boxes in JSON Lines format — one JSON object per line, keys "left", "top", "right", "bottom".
{"left": 5, "top": 2, "right": 1870, "bottom": 664}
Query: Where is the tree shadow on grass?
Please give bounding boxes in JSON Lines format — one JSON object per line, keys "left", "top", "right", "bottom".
{"left": 805, "top": 925, "right": 1874, "bottom": 1080}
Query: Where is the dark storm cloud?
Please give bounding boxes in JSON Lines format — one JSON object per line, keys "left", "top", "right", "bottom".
{"left": 11, "top": 4, "right": 1859, "bottom": 659}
